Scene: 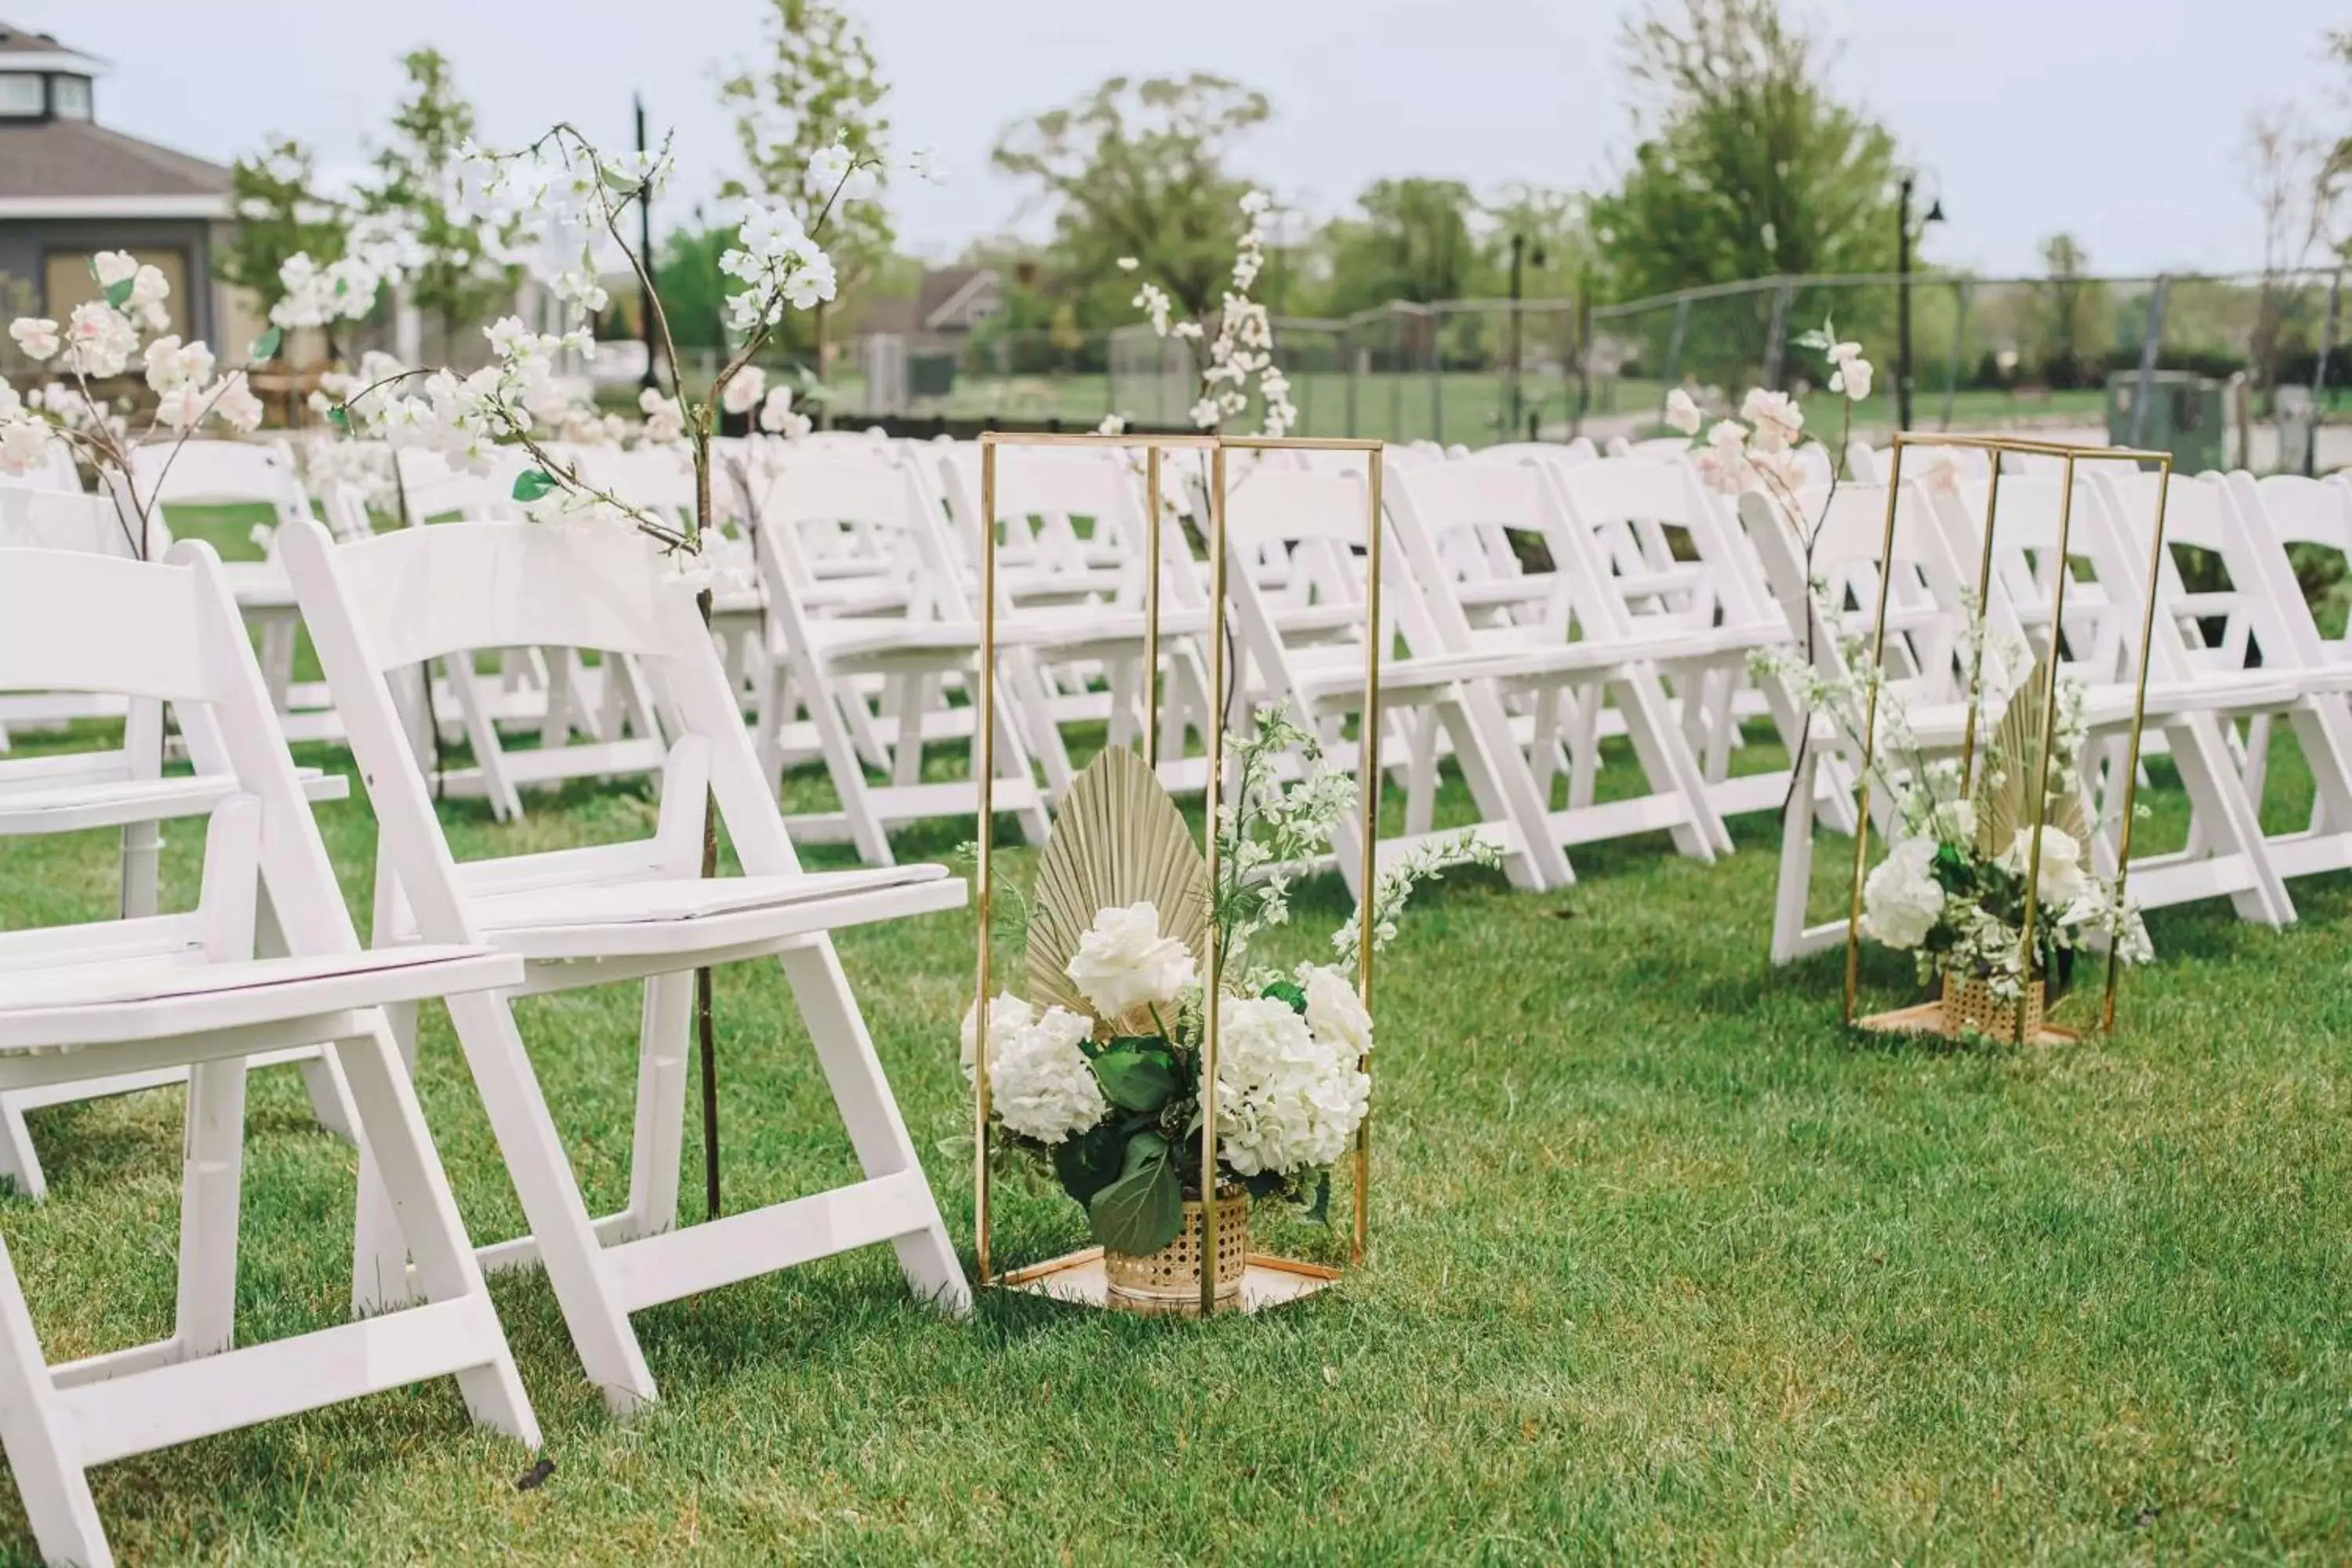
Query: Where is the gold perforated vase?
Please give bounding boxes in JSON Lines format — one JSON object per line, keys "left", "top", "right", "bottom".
{"left": 1103, "top": 1192, "right": 1249, "bottom": 1316}
{"left": 1940, "top": 974, "right": 2045, "bottom": 1041}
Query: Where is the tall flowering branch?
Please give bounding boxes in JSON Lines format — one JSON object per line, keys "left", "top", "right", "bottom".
{"left": 1, "top": 253, "right": 280, "bottom": 557}
{"left": 1121, "top": 188, "right": 1296, "bottom": 436}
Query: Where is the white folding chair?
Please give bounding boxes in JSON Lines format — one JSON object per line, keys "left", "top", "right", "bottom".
{"left": 0, "top": 488, "right": 358, "bottom": 1199}
{"left": 281, "top": 518, "right": 971, "bottom": 1414}
{"left": 748, "top": 452, "right": 1050, "bottom": 866}
{"left": 1221, "top": 463, "right": 1571, "bottom": 895}
{"left": 1384, "top": 460, "right": 1729, "bottom": 877}
{"left": 0, "top": 539, "right": 536, "bottom": 1568}
{"left": 2233, "top": 473, "right": 2352, "bottom": 880}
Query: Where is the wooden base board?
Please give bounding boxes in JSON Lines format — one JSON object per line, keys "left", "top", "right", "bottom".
{"left": 997, "top": 1247, "right": 1341, "bottom": 1316}
{"left": 1857, "top": 1000, "right": 2082, "bottom": 1047}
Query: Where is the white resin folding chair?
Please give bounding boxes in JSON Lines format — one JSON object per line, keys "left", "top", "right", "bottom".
{"left": 2232, "top": 472, "right": 2352, "bottom": 879}
{"left": 1221, "top": 463, "right": 1572, "bottom": 894}
{"left": 0, "top": 539, "right": 537, "bottom": 1568}
{"left": 748, "top": 452, "right": 1049, "bottom": 866}
{"left": 281, "top": 517, "right": 971, "bottom": 1413}
{"left": 0, "top": 488, "right": 358, "bottom": 1200}
{"left": 1384, "top": 460, "right": 1730, "bottom": 877}
{"left": 1925, "top": 470, "right": 2295, "bottom": 927}
{"left": 125, "top": 439, "right": 333, "bottom": 742}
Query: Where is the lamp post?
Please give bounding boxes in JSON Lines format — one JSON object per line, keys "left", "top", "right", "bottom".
{"left": 634, "top": 93, "right": 659, "bottom": 394}
{"left": 1895, "top": 172, "right": 1946, "bottom": 431}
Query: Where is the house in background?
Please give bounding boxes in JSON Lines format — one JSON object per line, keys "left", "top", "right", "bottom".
{"left": 851, "top": 265, "right": 1000, "bottom": 412}
{"left": 0, "top": 24, "right": 242, "bottom": 354}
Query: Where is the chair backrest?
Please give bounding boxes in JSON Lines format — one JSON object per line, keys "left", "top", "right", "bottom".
{"left": 392, "top": 445, "right": 534, "bottom": 525}
{"left": 0, "top": 540, "right": 365, "bottom": 949}
{"left": 754, "top": 451, "right": 962, "bottom": 619}
{"left": 1937, "top": 474, "right": 2136, "bottom": 687}
{"left": 1384, "top": 459, "right": 1604, "bottom": 659}
{"left": 128, "top": 438, "right": 309, "bottom": 529}
{"left": 281, "top": 518, "right": 808, "bottom": 943}
{"left": 0, "top": 487, "right": 140, "bottom": 557}
{"left": 0, "top": 441, "right": 83, "bottom": 493}
{"left": 2095, "top": 468, "right": 2261, "bottom": 680}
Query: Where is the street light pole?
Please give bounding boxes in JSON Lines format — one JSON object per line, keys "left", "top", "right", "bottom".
{"left": 1896, "top": 174, "right": 1914, "bottom": 431}
{"left": 635, "top": 93, "right": 659, "bottom": 394}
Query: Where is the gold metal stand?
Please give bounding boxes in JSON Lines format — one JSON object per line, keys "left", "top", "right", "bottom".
{"left": 1844, "top": 433, "right": 2173, "bottom": 1046}
{"left": 972, "top": 431, "right": 1387, "bottom": 1314}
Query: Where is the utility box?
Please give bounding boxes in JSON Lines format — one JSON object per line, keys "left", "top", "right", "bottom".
{"left": 2107, "top": 371, "right": 2223, "bottom": 474}
{"left": 2276, "top": 385, "right": 2317, "bottom": 476}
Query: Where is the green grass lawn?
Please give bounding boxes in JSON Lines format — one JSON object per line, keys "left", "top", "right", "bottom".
{"left": 2, "top": 666, "right": 2350, "bottom": 1560}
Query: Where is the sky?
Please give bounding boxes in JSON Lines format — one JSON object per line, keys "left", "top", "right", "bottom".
{"left": 18, "top": 0, "right": 2347, "bottom": 282}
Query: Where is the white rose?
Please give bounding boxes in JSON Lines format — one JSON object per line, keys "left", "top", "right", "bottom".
{"left": 1830, "top": 358, "right": 1874, "bottom": 401}
{"left": 1860, "top": 836, "right": 1945, "bottom": 950}
{"left": 2001, "top": 826, "right": 2089, "bottom": 909}
{"left": 1298, "top": 964, "right": 1373, "bottom": 1059}
{"left": 1065, "top": 902, "right": 1197, "bottom": 1022}
{"left": 988, "top": 1004, "right": 1107, "bottom": 1145}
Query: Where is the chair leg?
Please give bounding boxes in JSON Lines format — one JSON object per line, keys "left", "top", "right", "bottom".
{"left": 0, "top": 1098, "right": 45, "bottom": 1202}
{"left": 0, "top": 1233, "right": 111, "bottom": 1568}
{"left": 777, "top": 942, "right": 971, "bottom": 1317}
{"left": 622, "top": 971, "right": 694, "bottom": 1242}
{"left": 444, "top": 992, "right": 657, "bottom": 1415}
{"left": 351, "top": 999, "right": 420, "bottom": 1315}
{"left": 172, "top": 1057, "right": 247, "bottom": 1360}
{"left": 330, "top": 1029, "right": 539, "bottom": 1446}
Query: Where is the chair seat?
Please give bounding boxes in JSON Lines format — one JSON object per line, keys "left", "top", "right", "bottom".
{"left": 1000, "top": 604, "right": 1215, "bottom": 650}
{"left": 0, "top": 945, "right": 523, "bottom": 1054}
{"left": 470, "top": 864, "right": 967, "bottom": 961}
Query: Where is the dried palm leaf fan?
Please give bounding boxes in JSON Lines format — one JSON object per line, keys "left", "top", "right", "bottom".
{"left": 1974, "top": 657, "right": 2091, "bottom": 857}
{"left": 1025, "top": 746, "right": 1210, "bottom": 1022}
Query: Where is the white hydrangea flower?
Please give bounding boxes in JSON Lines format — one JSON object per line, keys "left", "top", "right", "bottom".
{"left": 1298, "top": 963, "right": 1373, "bottom": 1059}
{"left": 1860, "top": 836, "right": 1945, "bottom": 950}
{"left": 1214, "top": 994, "right": 1370, "bottom": 1178}
{"left": 1065, "top": 902, "right": 1197, "bottom": 1022}
{"left": 987, "top": 1005, "right": 1107, "bottom": 1145}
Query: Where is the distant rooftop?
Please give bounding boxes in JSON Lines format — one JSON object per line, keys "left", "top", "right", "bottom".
{"left": 0, "top": 24, "right": 223, "bottom": 217}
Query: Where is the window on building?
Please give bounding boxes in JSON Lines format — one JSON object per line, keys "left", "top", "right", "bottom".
{"left": 44, "top": 249, "right": 193, "bottom": 343}
{"left": 0, "top": 74, "right": 43, "bottom": 118}
{"left": 49, "top": 74, "right": 90, "bottom": 120}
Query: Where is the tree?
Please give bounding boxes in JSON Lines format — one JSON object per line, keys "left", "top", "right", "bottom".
{"left": 1320, "top": 179, "right": 1478, "bottom": 318}
{"left": 2242, "top": 104, "right": 2330, "bottom": 391}
{"left": 216, "top": 139, "right": 348, "bottom": 307}
{"left": 993, "top": 73, "right": 1270, "bottom": 326}
{"left": 2027, "top": 233, "right": 2108, "bottom": 390}
{"left": 1588, "top": 0, "right": 1900, "bottom": 301}
{"left": 717, "top": 0, "right": 892, "bottom": 394}
{"left": 358, "top": 48, "right": 517, "bottom": 352}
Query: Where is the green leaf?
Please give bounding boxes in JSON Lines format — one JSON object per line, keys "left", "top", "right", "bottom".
{"left": 325, "top": 403, "right": 351, "bottom": 433}
{"left": 1092, "top": 1040, "right": 1178, "bottom": 1113}
{"left": 600, "top": 166, "right": 640, "bottom": 194}
{"left": 1050, "top": 1123, "right": 1126, "bottom": 1208}
{"left": 249, "top": 325, "right": 282, "bottom": 363}
{"left": 1303, "top": 1169, "right": 1332, "bottom": 1226}
{"left": 511, "top": 469, "right": 558, "bottom": 503}
{"left": 1087, "top": 1132, "right": 1183, "bottom": 1255}
{"left": 103, "top": 278, "right": 133, "bottom": 310}
{"left": 1261, "top": 979, "right": 1308, "bottom": 1016}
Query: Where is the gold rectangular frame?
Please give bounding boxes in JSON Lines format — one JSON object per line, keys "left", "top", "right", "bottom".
{"left": 1842, "top": 432, "right": 2174, "bottom": 1046}
{"left": 971, "top": 430, "right": 1388, "bottom": 1316}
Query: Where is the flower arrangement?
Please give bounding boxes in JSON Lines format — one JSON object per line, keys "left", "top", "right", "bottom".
{"left": 966, "top": 708, "right": 1493, "bottom": 1275}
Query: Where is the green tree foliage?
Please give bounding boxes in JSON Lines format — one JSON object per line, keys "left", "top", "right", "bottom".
{"left": 993, "top": 73, "right": 1270, "bottom": 327}
{"left": 1320, "top": 179, "right": 1478, "bottom": 318}
{"left": 215, "top": 138, "right": 347, "bottom": 302}
{"left": 1476, "top": 184, "right": 1599, "bottom": 302}
{"left": 359, "top": 48, "right": 516, "bottom": 343}
{"left": 1589, "top": 0, "right": 1900, "bottom": 301}
{"left": 2027, "top": 232, "right": 2110, "bottom": 390}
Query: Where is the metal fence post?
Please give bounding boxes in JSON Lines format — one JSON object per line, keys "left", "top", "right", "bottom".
{"left": 1940, "top": 278, "right": 1973, "bottom": 430}
{"left": 1762, "top": 280, "right": 1793, "bottom": 391}
{"left": 2314, "top": 268, "right": 2342, "bottom": 477}
{"left": 1657, "top": 296, "right": 1691, "bottom": 429}
{"left": 1428, "top": 308, "right": 1444, "bottom": 445}
{"left": 1343, "top": 325, "right": 1358, "bottom": 437}
{"left": 2127, "top": 274, "right": 2171, "bottom": 450}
